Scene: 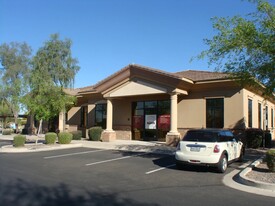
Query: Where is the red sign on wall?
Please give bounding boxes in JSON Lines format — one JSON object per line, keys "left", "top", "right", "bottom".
{"left": 132, "top": 115, "right": 144, "bottom": 129}
{"left": 158, "top": 114, "right": 170, "bottom": 131}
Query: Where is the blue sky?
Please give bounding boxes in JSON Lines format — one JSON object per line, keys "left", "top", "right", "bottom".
{"left": 1, "top": 0, "right": 272, "bottom": 88}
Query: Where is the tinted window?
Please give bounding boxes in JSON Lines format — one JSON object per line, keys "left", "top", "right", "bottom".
{"left": 217, "top": 131, "right": 234, "bottom": 142}
{"left": 226, "top": 131, "right": 235, "bottom": 141}
{"left": 217, "top": 131, "right": 227, "bottom": 142}
{"left": 206, "top": 98, "right": 224, "bottom": 128}
{"left": 183, "top": 131, "right": 218, "bottom": 142}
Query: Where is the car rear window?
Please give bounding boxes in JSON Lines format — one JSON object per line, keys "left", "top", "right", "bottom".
{"left": 183, "top": 131, "right": 219, "bottom": 142}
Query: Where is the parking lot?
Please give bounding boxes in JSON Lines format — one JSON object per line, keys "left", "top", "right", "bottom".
{"left": 0, "top": 147, "right": 274, "bottom": 206}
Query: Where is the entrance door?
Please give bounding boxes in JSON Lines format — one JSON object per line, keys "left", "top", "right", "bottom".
{"left": 144, "top": 101, "right": 158, "bottom": 140}
{"left": 132, "top": 100, "right": 170, "bottom": 141}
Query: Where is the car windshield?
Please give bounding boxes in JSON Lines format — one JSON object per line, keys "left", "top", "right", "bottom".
{"left": 183, "top": 131, "right": 218, "bottom": 142}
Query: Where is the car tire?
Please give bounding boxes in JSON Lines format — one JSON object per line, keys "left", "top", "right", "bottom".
{"left": 217, "top": 154, "right": 227, "bottom": 173}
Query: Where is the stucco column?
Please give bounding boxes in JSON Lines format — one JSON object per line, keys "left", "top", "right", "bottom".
{"left": 106, "top": 99, "right": 113, "bottom": 131}
{"left": 58, "top": 111, "right": 65, "bottom": 132}
{"left": 166, "top": 93, "right": 180, "bottom": 146}
{"left": 170, "top": 93, "right": 179, "bottom": 134}
{"left": 102, "top": 99, "right": 116, "bottom": 142}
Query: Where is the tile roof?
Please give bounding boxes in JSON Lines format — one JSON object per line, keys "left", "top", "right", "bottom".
{"left": 173, "top": 70, "right": 229, "bottom": 82}
{"left": 131, "top": 64, "right": 182, "bottom": 80}
{"left": 63, "top": 88, "right": 80, "bottom": 96}
{"left": 70, "top": 65, "right": 230, "bottom": 95}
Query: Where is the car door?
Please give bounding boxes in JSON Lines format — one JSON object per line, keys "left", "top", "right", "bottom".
{"left": 226, "top": 131, "right": 238, "bottom": 160}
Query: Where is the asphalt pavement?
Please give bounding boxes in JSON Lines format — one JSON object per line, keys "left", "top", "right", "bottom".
{"left": 0, "top": 134, "right": 274, "bottom": 198}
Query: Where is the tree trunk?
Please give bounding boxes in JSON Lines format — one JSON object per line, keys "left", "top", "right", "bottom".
{"left": 13, "top": 112, "right": 19, "bottom": 133}
{"left": 37, "top": 119, "right": 43, "bottom": 136}
{"left": 3, "top": 116, "right": 7, "bottom": 128}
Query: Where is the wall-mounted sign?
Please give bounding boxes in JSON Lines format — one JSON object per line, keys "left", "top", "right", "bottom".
{"left": 145, "top": 114, "right": 157, "bottom": 129}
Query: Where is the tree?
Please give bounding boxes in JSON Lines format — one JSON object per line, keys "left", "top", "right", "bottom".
{"left": 24, "top": 34, "right": 80, "bottom": 135}
{"left": 0, "top": 42, "right": 32, "bottom": 132}
{"left": 198, "top": 0, "right": 275, "bottom": 95}
{"left": 0, "top": 99, "right": 13, "bottom": 129}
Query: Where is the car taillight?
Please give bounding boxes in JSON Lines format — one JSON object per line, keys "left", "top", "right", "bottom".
{"left": 213, "top": 145, "right": 220, "bottom": 153}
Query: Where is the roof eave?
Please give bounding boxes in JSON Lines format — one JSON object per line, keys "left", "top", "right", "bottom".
{"left": 195, "top": 78, "right": 233, "bottom": 84}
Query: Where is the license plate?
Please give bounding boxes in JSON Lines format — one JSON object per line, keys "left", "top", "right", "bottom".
{"left": 190, "top": 147, "right": 200, "bottom": 152}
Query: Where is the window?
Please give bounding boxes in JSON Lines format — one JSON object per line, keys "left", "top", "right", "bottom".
{"left": 266, "top": 106, "right": 268, "bottom": 130}
{"left": 80, "top": 106, "right": 88, "bottom": 127}
{"left": 248, "top": 99, "right": 253, "bottom": 128}
{"left": 158, "top": 100, "right": 170, "bottom": 115}
{"left": 206, "top": 98, "right": 224, "bottom": 128}
{"left": 132, "top": 102, "right": 144, "bottom": 130}
{"left": 95, "top": 104, "right": 107, "bottom": 129}
{"left": 183, "top": 131, "right": 218, "bottom": 142}
{"left": 258, "top": 103, "right": 262, "bottom": 129}
{"left": 132, "top": 100, "right": 170, "bottom": 132}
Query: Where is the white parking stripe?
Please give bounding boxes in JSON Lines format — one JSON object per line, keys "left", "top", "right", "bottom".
{"left": 44, "top": 149, "right": 107, "bottom": 159}
{"left": 85, "top": 153, "right": 147, "bottom": 166}
{"left": 145, "top": 164, "right": 175, "bottom": 174}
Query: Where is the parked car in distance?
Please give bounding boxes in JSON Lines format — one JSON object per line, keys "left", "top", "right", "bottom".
{"left": 175, "top": 129, "right": 244, "bottom": 173}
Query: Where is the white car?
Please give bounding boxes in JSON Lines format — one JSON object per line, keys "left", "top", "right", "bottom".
{"left": 175, "top": 129, "right": 244, "bottom": 173}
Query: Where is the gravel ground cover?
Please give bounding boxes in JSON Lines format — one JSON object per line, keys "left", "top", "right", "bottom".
{"left": 246, "top": 162, "right": 275, "bottom": 184}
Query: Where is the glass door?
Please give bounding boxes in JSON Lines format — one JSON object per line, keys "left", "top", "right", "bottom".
{"left": 132, "top": 100, "right": 170, "bottom": 141}
{"left": 144, "top": 101, "right": 157, "bottom": 141}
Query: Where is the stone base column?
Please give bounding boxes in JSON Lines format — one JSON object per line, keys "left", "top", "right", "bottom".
{"left": 101, "top": 130, "right": 116, "bottom": 142}
{"left": 166, "top": 132, "right": 180, "bottom": 147}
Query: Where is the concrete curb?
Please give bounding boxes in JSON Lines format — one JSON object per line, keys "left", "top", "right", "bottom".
{"left": 0, "top": 139, "right": 176, "bottom": 155}
{"left": 238, "top": 156, "right": 275, "bottom": 191}
{"left": 223, "top": 169, "right": 275, "bottom": 197}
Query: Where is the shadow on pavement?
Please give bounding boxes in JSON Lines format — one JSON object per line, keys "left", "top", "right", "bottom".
{"left": 0, "top": 178, "right": 158, "bottom": 206}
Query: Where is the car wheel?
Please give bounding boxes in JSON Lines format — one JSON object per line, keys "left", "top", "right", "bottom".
{"left": 217, "top": 154, "right": 227, "bottom": 173}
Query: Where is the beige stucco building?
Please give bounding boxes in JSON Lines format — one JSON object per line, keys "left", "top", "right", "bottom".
{"left": 62, "top": 64, "right": 275, "bottom": 144}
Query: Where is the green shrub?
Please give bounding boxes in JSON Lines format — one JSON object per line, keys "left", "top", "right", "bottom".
{"left": 266, "top": 149, "right": 275, "bottom": 172}
{"left": 13, "top": 135, "right": 26, "bottom": 147}
{"left": 88, "top": 127, "right": 103, "bottom": 141}
{"left": 245, "top": 129, "right": 263, "bottom": 148}
{"left": 58, "top": 132, "right": 73, "bottom": 144}
{"left": 45, "top": 132, "right": 57, "bottom": 144}
{"left": 71, "top": 131, "right": 82, "bottom": 140}
{"left": 2, "top": 129, "right": 12, "bottom": 135}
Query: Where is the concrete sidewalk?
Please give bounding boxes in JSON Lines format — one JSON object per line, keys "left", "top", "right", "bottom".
{"left": 0, "top": 134, "right": 176, "bottom": 155}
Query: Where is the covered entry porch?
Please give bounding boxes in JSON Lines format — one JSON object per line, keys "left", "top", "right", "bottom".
{"left": 101, "top": 80, "right": 187, "bottom": 145}
{"left": 66, "top": 64, "right": 191, "bottom": 145}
